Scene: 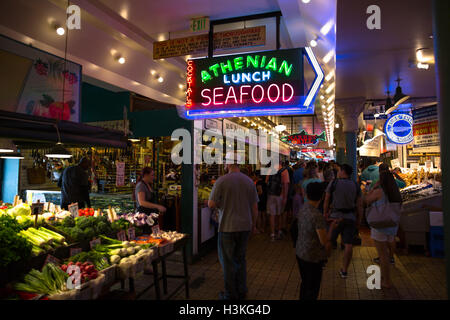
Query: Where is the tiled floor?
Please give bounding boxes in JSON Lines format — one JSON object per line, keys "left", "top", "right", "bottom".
{"left": 125, "top": 227, "right": 447, "bottom": 300}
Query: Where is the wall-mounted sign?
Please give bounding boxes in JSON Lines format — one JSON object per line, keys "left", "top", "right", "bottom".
{"left": 190, "top": 17, "right": 210, "bottom": 32}
{"left": 184, "top": 47, "right": 323, "bottom": 119}
{"left": 384, "top": 113, "right": 413, "bottom": 144}
{"left": 281, "top": 130, "right": 326, "bottom": 146}
{"left": 0, "top": 35, "right": 81, "bottom": 122}
{"left": 154, "top": 26, "right": 266, "bottom": 60}
{"left": 412, "top": 105, "right": 439, "bottom": 153}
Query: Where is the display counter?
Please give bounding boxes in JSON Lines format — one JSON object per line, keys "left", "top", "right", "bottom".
{"left": 399, "top": 183, "right": 442, "bottom": 253}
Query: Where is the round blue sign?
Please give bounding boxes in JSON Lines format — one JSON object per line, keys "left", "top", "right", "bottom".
{"left": 384, "top": 113, "right": 413, "bottom": 144}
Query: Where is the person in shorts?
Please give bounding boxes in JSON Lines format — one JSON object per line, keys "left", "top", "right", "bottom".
{"left": 266, "top": 161, "right": 289, "bottom": 241}
{"left": 323, "top": 164, "right": 363, "bottom": 279}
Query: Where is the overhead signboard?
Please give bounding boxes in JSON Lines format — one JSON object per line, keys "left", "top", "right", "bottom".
{"left": 384, "top": 113, "right": 414, "bottom": 144}
{"left": 184, "top": 47, "right": 323, "bottom": 120}
{"left": 281, "top": 130, "right": 326, "bottom": 146}
{"left": 153, "top": 26, "right": 266, "bottom": 60}
{"left": 412, "top": 105, "right": 439, "bottom": 153}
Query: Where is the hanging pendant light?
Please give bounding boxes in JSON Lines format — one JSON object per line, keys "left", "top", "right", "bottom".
{"left": 385, "top": 78, "right": 410, "bottom": 115}
{"left": 0, "top": 138, "right": 16, "bottom": 153}
{"left": 45, "top": 124, "right": 72, "bottom": 159}
{"left": 1, "top": 152, "right": 24, "bottom": 159}
{"left": 393, "top": 78, "right": 409, "bottom": 105}
{"left": 46, "top": 142, "right": 72, "bottom": 159}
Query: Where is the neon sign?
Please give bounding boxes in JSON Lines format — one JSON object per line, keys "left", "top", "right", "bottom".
{"left": 184, "top": 48, "right": 323, "bottom": 120}
{"left": 281, "top": 130, "right": 327, "bottom": 146}
{"left": 384, "top": 113, "right": 413, "bottom": 144}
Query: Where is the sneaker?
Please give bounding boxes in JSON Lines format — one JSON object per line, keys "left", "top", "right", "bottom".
{"left": 339, "top": 270, "right": 348, "bottom": 279}
{"left": 270, "top": 234, "right": 276, "bottom": 242}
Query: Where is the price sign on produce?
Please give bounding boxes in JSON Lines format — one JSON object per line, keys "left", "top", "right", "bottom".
{"left": 68, "top": 203, "right": 79, "bottom": 218}
{"left": 90, "top": 238, "right": 101, "bottom": 249}
{"left": 43, "top": 254, "right": 61, "bottom": 269}
{"left": 31, "top": 202, "right": 44, "bottom": 216}
{"left": 127, "top": 227, "right": 136, "bottom": 241}
{"left": 70, "top": 248, "right": 82, "bottom": 257}
{"left": 152, "top": 225, "right": 161, "bottom": 236}
{"left": 117, "top": 230, "right": 127, "bottom": 241}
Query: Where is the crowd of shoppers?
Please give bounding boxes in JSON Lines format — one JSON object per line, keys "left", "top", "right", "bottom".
{"left": 208, "top": 156, "right": 403, "bottom": 300}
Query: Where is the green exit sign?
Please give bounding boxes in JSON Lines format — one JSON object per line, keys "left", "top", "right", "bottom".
{"left": 190, "top": 17, "right": 209, "bottom": 32}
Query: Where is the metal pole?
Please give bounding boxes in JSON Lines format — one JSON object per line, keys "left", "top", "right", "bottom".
{"left": 432, "top": 0, "right": 450, "bottom": 298}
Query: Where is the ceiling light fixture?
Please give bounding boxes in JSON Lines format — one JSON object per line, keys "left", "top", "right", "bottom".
{"left": 417, "top": 62, "right": 429, "bottom": 69}
{"left": 275, "top": 124, "right": 286, "bottom": 132}
{"left": 325, "top": 82, "right": 335, "bottom": 94}
{"left": 118, "top": 57, "right": 126, "bottom": 64}
{"left": 56, "top": 26, "right": 65, "bottom": 36}
{"left": 323, "top": 50, "right": 334, "bottom": 64}
{"left": 320, "top": 20, "right": 334, "bottom": 36}
{"left": 0, "top": 152, "right": 24, "bottom": 160}
{"left": 150, "top": 69, "right": 156, "bottom": 75}
{"left": 157, "top": 76, "right": 164, "bottom": 83}
{"left": 0, "top": 138, "right": 16, "bottom": 153}
{"left": 326, "top": 96, "right": 334, "bottom": 104}
{"left": 325, "top": 71, "right": 334, "bottom": 82}
{"left": 302, "top": 0, "right": 311, "bottom": 3}
{"left": 45, "top": 124, "right": 72, "bottom": 159}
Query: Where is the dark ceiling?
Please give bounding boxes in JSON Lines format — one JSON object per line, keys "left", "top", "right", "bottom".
{"left": 336, "top": 0, "right": 436, "bottom": 101}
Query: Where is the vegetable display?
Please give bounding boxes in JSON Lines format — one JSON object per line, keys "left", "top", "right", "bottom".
{"left": 121, "top": 212, "right": 159, "bottom": 227}
{"left": 18, "top": 227, "right": 68, "bottom": 256}
{"left": 60, "top": 262, "right": 99, "bottom": 283}
{"left": 68, "top": 251, "right": 110, "bottom": 271}
{"left": 55, "top": 216, "right": 113, "bottom": 242}
{"left": 0, "top": 215, "right": 33, "bottom": 267}
{"left": 14, "top": 263, "right": 68, "bottom": 295}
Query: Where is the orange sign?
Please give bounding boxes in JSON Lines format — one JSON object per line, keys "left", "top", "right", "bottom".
{"left": 153, "top": 26, "right": 266, "bottom": 60}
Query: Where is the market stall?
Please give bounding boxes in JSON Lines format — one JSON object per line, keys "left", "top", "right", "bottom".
{"left": 0, "top": 198, "right": 189, "bottom": 300}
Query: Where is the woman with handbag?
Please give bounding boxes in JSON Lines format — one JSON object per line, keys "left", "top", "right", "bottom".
{"left": 364, "top": 169, "right": 402, "bottom": 289}
{"left": 135, "top": 167, "right": 166, "bottom": 219}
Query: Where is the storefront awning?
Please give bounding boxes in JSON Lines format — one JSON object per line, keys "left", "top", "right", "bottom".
{"left": 0, "top": 110, "right": 128, "bottom": 148}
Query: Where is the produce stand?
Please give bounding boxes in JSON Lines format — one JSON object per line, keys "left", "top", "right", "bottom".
{"left": 132, "top": 235, "right": 190, "bottom": 300}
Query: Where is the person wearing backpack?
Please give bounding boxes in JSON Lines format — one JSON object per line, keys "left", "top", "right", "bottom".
{"left": 323, "top": 164, "right": 363, "bottom": 279}
{"left": 266, "top": 161, "right": 290, "bottom": 242}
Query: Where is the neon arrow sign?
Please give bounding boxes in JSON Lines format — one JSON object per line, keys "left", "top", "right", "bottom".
{"left": 183, "top": 47, "right": 324, "bottom": 120}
